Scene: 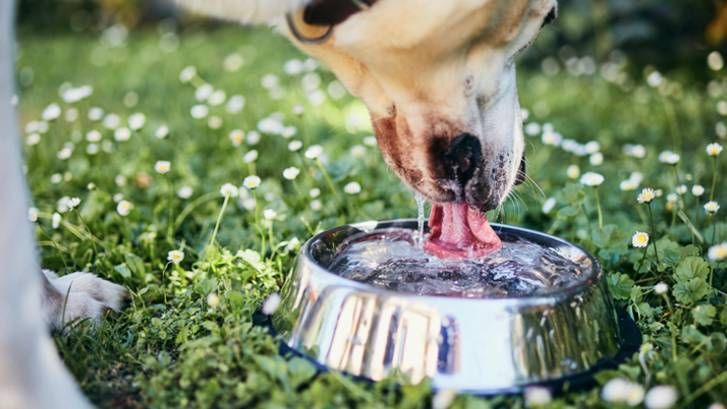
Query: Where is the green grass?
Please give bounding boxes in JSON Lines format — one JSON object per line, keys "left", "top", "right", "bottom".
{"left": 16, "top": 25, "right": 727, "bottom": 408}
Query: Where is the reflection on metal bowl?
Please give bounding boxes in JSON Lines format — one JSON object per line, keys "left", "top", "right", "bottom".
{"left": 271, "top": 220, "right": 640, "bottom": 394}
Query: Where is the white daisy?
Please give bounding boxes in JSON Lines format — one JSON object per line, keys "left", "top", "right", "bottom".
{"left": 226, "top": 95, "right": 245, "bottom": 114}
{"left": 644, "top": 385, "right": 678, "bottom": 409}
{"left": 243, "top": 175, "right": 261, "bottom": 190}
{"left": 42, "top": 103, "right": 61, "bottom": 121}
{"left": 179, "top": 66, "right": 197, "bottom": 83}
{"left": 103, "top": 113, "right": 121, "bottom": 130}
{"left": 282, "top": 167, "right": 300, "bottom": 180}
{"left": 658, "top": 150, "right": 680, "bottom": 165}
{"left": 707, "top": 142, "right": 723, "bottom": 157}
{"left": 304, "top": 145, "right": 323, "bottom": 159}
{"left": 206, "top": 293, "right": 220, "bottom": 308}
{"left": 51, "top": 212, "right": 61, "bottom": 229}
{"left": 28, "top": 207, "right": 39, "bottom": 222}
{"left": 344, "top": 181, "right": 362, "bottom": 195}
{"left": 288, "top": 140, "right": 303, "bottom": 152}
{"left": 229, "top": 129, "right": 244, "bottom": 146}
{"left": 523, "top": 386, "right": 552, "bottom": 407}
{"left": 207, "top": 116, "right": 223, "bottom": 129}
{"left": 224, "top": 53, "right": 244, "bottom": 72}
{"left": 590, "top": 152, "right": 604, "bottom": 166}
{"left": 243, "top": 150, "right": 258, "bottom": 163}
{"left": 524, "top": 122, "right": 541, "bottom": 136}
{"left": 707, "top": 242, "right": 727, "bottom": 261}
{"left": 708, "top": 51, "right": 724, "bottom": 71}
{"left": 263, "top": 208, "right": 278, "bottom": 220}
{"left": 704, "top": 201, "right": 720, "bottom": 214}
{"left": 177, "top": 186, "right": 194, "bottom": 199}
{"left": 637, "top": 188, "right": 656, "bottom": 204}
{"left": 208, "top": 90, "right": 227, "bottom": 106}
{"left": 602, "top": 378, "right": 644, "bottom": 406}
{"left": 114, "top": 127, "right": 131, "bottom": 142}
{"left": 86, "top": 130, "right": 102, "bottom": 142}
{"left": 246, "top": 130, "right": 261, "bottom": 145}
{"left": 195, "top": 83, "right": 214, "bottom": 101}
{"left": 691, "top": 185, "right": 705, "bottom": 197}
{"left": 262, "top": 292, "right": 281, "bottom": 315}
{"left": 542, "top": 197, "right": 557, "bottom": 214}
{"left": 154, "top": 160, "right": 171, "bottom": 174}
{"left": 219, "top": 183, "right": 239, "bottom": 198}
{"left": 167, "top": 250, "right": 184, "bottom": 264}
{"left": 88, "top": 107, "right": 104, "bottom": 121}
{"left": 190, "top": 104, "right": 209, "bottom": 119}
{"left": 632, "top": 231, "right": 649, "bottom": 248}
{"left": 654, "top": 282, "right": 669, "bottom": 295}
{"left": 155, "top": 125, "right": 169, "bottom": 139}
{"left": 26, "top": 133, "right": 41, "bottom": 146}
{"left": 580, "top": 172, "right": 604, "bottom": 187}
{"left": 116, "top": 200, "right": 133, "bottom": 216}
{"left": 566, "top": 164, "right": 580, "bottom": 179}
{"left": 128, "top": 112, "right": 146, "bottom": 130}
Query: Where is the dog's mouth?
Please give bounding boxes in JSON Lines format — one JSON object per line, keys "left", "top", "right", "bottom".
{"left": 424, "top": 202, "right": 502, "bottom": 259}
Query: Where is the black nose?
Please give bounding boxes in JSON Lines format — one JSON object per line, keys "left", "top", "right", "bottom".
{"left": 445, "top": 133, "right": 481, "bottom": 185}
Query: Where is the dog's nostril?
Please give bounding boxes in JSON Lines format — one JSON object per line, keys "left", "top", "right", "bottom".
{"left": 445, "top": 133, "right": 481, "bottom": 183}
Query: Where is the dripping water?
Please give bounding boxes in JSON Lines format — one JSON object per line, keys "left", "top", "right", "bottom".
{"left": 415, "top": 193, "right": 426, "bottom": 248}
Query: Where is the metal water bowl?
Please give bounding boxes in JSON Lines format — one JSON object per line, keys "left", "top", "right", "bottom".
{"left": 270, "top": 220, "right": 640, "bottom": 394}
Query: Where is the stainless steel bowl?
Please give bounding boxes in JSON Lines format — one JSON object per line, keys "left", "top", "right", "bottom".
{"left": 271, "top": 220, "right": 639, "bottom": 394}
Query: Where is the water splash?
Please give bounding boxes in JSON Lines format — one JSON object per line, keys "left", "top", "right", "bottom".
{"left": 415, "top": 194, "right": 426, "bottom": 248}
{"left": 328, "top": 228, "right": 587, "bottom": 298}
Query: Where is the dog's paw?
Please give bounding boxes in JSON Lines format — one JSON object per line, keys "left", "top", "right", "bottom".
{"left": 42, "top": 270, "right": 127, "bottom": 329}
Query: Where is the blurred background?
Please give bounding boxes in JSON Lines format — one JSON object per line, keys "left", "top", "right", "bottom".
{"left": 16, "top": 0, "right": 727, "bottom": 75}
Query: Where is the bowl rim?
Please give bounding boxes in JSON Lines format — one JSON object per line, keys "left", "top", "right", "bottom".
{"left": 299, "top": 219, "right": 603, "bottom": 305}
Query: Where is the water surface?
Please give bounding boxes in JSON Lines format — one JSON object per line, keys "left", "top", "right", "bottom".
{"left": 328, "top": 228, "right": 588, "bottom": 298}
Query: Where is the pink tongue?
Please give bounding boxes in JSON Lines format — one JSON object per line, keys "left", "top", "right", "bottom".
{"left": 424, "top": 203, "right": 502, "bottom": 259}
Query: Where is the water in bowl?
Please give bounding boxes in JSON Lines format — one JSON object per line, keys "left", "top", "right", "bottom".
{"left": 328, "top": 228, "right": 588, "bottom": 298}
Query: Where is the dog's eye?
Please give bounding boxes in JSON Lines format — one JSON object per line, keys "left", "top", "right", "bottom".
{"left": 541, "top": 6, "right": 557, "bottom": 28}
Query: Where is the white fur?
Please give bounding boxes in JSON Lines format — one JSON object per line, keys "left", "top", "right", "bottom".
{"left": 42, "top": 270, "right": 127, "bottom": 329}
{"left": 0, "top": 1, "right": 92, "bottom": 407}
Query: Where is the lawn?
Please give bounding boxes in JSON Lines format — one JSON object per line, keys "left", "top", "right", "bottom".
{"left": 16, "top": 24, "right": 727, "bottom": 408}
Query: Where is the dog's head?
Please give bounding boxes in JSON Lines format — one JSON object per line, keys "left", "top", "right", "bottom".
{"left": 286, "top": 0, "right": 556, "bottom": 211}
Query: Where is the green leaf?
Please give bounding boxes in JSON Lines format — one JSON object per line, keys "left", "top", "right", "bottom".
{"left": 673, "top": 278, "right": 711, "bottom": 306}
{"left": 607, "top": 273, "right": 634, "bottom": 301}
{"left": 124, "top": 253, "right": 146, "bottom": 277}
{"left": 680, "top": 324, "right": 707, "bottom": 345}
{"left": 113, "top": 263, "right": 132, "bottom": 279}
{"left": 692, "top": 305, "right": 716, "bottom": 326}
{"left": 288, "top": 357, "right": 317, "bottom": 388}
{"left": 654, "top": 238, "right": 699, "bottom": 268}
{"left": 557, "top": 205, "right": 580, "bottom": 219}
{"left": 253, "top": 355, "right": 287, "bottom": 383}
{"left": 674, "top": 256, "right": 710, "bottom": 281}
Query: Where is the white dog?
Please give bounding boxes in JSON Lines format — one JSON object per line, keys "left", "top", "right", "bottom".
{"left": 0, "top": 0, "right": 555, "bottom": 406}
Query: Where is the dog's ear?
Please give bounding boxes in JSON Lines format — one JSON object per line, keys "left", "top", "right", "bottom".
{"left": 175, "top": 0, "right": 313, "bottom": 24}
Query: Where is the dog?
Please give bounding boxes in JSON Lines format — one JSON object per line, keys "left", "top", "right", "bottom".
{"left": 0, "top": 0, "right": 555, "bottom": 406}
